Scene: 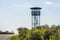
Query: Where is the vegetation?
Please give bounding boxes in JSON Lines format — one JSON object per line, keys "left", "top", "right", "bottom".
{"left": 11, "top": 24, "right": 60, "bottom": 40}
{"left": 11, "top": 35, "right": 19, "bottom": 40}
{"left": 0, "top": 31, "right": 14, "bottom": 34}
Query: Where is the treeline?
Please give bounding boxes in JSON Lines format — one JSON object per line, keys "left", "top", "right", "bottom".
{"left": 0, "top": 31, "right": 14, "bottom": 34}
{"left": 11, "top": 24, "right": 60, "bottom": 40}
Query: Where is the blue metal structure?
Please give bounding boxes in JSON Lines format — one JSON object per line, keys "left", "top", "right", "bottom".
{"left": 30, "top": 7, "right": 41, "bottom": 27}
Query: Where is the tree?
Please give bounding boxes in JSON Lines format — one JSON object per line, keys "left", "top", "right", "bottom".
{"left": 30, "top": 32, "right": 42, "bottom": 40}
{"left": 17, "top": 27, "right": 28, "bottom": 40}
{"left": 43, "top": 30, "right": 51, "bottom": 40}
{"left": 25, "top": 28, "right": 42, "bottom": 40}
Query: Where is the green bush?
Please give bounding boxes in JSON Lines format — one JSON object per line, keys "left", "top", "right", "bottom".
{"left": 10, "top": 35, "right": 19, "bottom": 40}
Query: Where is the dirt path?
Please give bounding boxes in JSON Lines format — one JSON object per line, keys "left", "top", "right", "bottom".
{"left": 0, "top": 34, "right": 14, "bottom": 40}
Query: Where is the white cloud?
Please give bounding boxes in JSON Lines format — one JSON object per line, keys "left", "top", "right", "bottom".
{"left": 44, "top": 2, "right": 60, "bottom": 7}
{"left": 45, "top": 2, "right": 52, "bottom": 5}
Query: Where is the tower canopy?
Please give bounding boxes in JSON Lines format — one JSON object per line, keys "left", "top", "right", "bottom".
{"left": 30, "top": 7, "right": 41, "bottom": 9}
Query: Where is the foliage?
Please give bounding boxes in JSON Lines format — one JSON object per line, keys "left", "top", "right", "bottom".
{"left": 11, "top": 25, "right": 60, "bottom": 40}
{"left": 10, "top": 35, "right": 19, "bottom": 40}
{"left": 17, "top": 27, "right": 28, "bottom": 40}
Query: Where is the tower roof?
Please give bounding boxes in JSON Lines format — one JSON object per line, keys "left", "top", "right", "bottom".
{"left": 30, "top": 7, "right": 41, "bottom": 9}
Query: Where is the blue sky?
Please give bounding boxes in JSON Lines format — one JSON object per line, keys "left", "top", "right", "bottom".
{"left": 0, "top": 0, "right": 60, "bottom": 33}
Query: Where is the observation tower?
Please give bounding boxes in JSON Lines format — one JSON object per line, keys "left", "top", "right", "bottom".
{"left": 30, "top": 7, "right": 41, "bottom": 27}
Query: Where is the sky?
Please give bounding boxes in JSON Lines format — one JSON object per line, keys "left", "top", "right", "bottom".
{"left": 0, "top": 0, "right": 60, "bottom": 34}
